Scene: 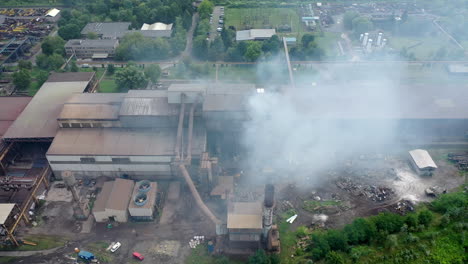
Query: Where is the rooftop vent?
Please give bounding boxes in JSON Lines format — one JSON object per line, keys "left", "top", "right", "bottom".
{"left": 134, "top": 193, "right": 148, "bottom": 206}
{"left": 138, "top": 180, "right": 151, "bottom": 193}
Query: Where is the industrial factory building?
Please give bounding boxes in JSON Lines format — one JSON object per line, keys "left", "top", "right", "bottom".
{"left": 2, "top": 72, "right": 97, "bottom": 142}
{"left": 227, "top": 202, "right": 263, "bottom": 244}
{"left": 93, "top": 178, "right": 134, "bottom": 222}
{"left": 81, "top": 22, "right": 173, "bottom": 39}
{"left": 128, "top": 181, "right": 158, "bottom": 220}
{"left": 65, "top": 39, "right": 119, "bottom": 59}
{"left": 236, "top": 29, "right": 276, "bottom": 41}
{"left": 409, "top": 149, "right": 438, "bottom": 176}
{"left": 0, "top": 97, "right": 31, "bottom": 140}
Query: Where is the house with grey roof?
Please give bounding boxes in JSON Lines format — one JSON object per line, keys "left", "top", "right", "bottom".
{"left": 65, "top": 39, "right": 119, "bottom": 59}
{"left": 236, "top": 29, "right": 276, "bottom": 41}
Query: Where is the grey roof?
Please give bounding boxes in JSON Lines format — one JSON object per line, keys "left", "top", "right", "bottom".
{"left": 81, "top": 22, "right": 131, "bottom": 37}
{"left": 120, "top": 90, "right": 177, "bottom": 116}
{"left": 236, "top": 29, "right": 276, "bottom": 41}
{"left": 3, "top": 79, "right": 90, "bottom": 139}
{"left": 58, "top": 104, "right": 120, "bottom": 120}
{"left": 0, "top": 203, "right": 15, "bottom": 225}
{"left": 47, "top": 126, "right": 207, "bottom": 156}
{"left": 65, "top": 39, "right": 118, "bottom": 48}
{"left": 47, "top": 72, "right": 95, "bottom": 83}
{"left": 66, "top": 93, "right": 125, "bottom": 104}
{"left": 409, "top": 149, "right": 437, "bottom": 169}
{"left": 447, "top": 64, "right": 468, "bottom": 73}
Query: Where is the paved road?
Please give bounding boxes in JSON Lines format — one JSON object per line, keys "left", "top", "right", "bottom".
{"left": 209, "top": 6, "right": 224, "bottom": 41}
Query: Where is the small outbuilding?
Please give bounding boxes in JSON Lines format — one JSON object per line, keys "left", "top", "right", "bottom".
{"left": 93, "top": 178, "right": 134, "bottom": 223}
{"left": 409, "top": 149, "right": 437, "bottom": 176}
{"left": 227, "top": 202, "right": 262, "bottom": 246}
{"left": 128, "top": 181, "right": 158, "bottom": 221}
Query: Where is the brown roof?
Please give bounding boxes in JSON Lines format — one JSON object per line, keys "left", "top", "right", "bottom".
{"left": 47, "top": 72, "right": 95, "bottom": 83}
{"left": 58, "top": 104, "right": 120, "bottom": 120}
{"left": 3, "top": 80, "right": 90, "bottom": 139}
{"left": 93, "top": 181, "right": 114, "bottom": 213}
{"left": 107, "top": 178, "right": 134, "bottom": 211}
{"left": 47, "top": 127, "right": 207, "bottom": 156}
{"left": 93, "top": 179, "right": 134, "bottom": 212}
{"left": 227, "top": 202, "right": 262, "bottom": 229}
{"left": 0, "top": 97, "right": 32, "bottom": 137}
{"left": 66, "top": 93, "right": 125, "bottom": 104}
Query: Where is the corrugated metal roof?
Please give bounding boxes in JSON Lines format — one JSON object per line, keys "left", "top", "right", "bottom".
{"left": 141, "top": 22, "right": 173, "bottom": 30}
{"left": 66, "top": 93, "right": 125, "bottom": 104}
{"left": 65, "top": 39, "right": 117, "bottom": 48}
{"left": 58, "top": 104, "right": 120, "bottom": 120}
{"left": 236, "top": 29, "right": 276, "bottom": 41}
{"left": 119, "top": 97, "right": 178, "bottom": 116}
{"left": 47, "top": 127, "right": 206, "bottom": 156}
{"left": 46, "top": 8, "right": 60, "bottom": 17}
{"left": 0, "top": 97, "right": 32, "bottom": 137}
{"left": 227, "top": 202, "right": 262, "bottom": 229}
{"left": 93, "top": 181, "right": 113, "bottom": 213}
{"left": 47, "top": 72, "right": 94, "bottom": 83}
{"left": 0, "top": 203, "right": 15, "bottom": 224}
{"left": 107, "top": 179, "right": 134, "bottom": 211}
{"left": 409, "top": 149, "right": 437, "bottom": 169}
{"left": 203, "top": 94, "right": 247, "bottom": 112}
{"left": 3, "top": 81, "right": 89, "bottom": 139}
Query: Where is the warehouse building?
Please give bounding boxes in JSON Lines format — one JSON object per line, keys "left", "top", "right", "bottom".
{"left": 140, "top": 22, "right": 173, "bottom": 38}
{"left": 81, "top": 22, "right": 173, "bottom": 39}
{"left": 128, "top": 180, "right": 158, "bottom": 220}
{"left": 0, "top": 97, "right": 31, "bottom": 140}
{"left": 409, "top": 149, "right": 437, "bottom": 176}
{"left": 65, "top": 39, "right": 119, "bottom": 59}
{"left": 3, "top": 72, "right": 97, "bottom": 142}
{"left": 93, "top": 178, "right": 134, "bottom": 222}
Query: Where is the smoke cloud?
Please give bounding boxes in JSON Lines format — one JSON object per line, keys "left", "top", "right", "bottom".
{"left": 241, "top": 60, "right": 405, "bottom": 184}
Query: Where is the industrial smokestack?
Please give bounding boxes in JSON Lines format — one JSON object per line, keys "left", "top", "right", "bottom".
{"left": 382, "top": 38, "right": 387, "bottom": 47}
{"left": 366, "top": 39, "right": 373, "bottom": 53}
{"left": 359, "top": 33, "right": 364, "bottom": 42}
{"left": 377, "top": 32, "right": 383, "bottom": 46}
{"left": 362, "top": 33, "right": 369, "bottom": 46}
{"left": 262, "top": 184, "right": 275, "bottom": 240}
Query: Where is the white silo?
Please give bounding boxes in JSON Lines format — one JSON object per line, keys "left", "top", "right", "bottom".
{"left": 362, "top": 32, "right": 369, "bottom": 46}
{"left": 366, "top": 39, "right": 373, "bottom": 52}
{"left": 377, "top": 33, "right": 383, "bottom": 46}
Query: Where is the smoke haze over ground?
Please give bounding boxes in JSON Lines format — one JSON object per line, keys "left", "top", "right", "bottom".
{"left": 241, "top": 60, "right": 405, "bottom": 183}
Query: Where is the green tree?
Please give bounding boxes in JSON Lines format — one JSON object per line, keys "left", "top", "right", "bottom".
{"left": 325, "top": 251, "right": 345, "bottom": 264}
{"left": 193, "top": 35, "right": 209, "bottom": 60}
{"left": 198, "top": 0, "right": 214, "bottom": 20}
{"left": 13, "top": 69, "right": 31, "bottom": 91}
{"left": 301, "top": 34, "right": 316, "bottom": 48}
{"left": 209, "top": 36, "right": 225, "bottom": 61}
{"left": 144, "top": 64, "right": 162, "bottom": 83}
{"left": 115, "top": 66, "right": 147, "bottom": 90}
{"left": 18, "top": 60, "right": 32, "bottom": 70}
{"left": 248, "top": 250, "right": 269, "bottom": 264}
{"left": 87, "top": 32, "right": 98, "bottom": 39}
{"left": 70, "top": 61, "right": 79, "bottom": 72}
{"left": 41, "top": 36, "right": 65, "bottom": 56}
{"left": 36, "top": 53, "right": 65, "bottom": 70}
{"left": 36, "top": 70, "right": 49, "bottom": 86}
{"left": 58, "top": 24, "right": 82, "bottom": 40}
{"left": 309, "top": 233, "right": 331, "bottom": 260}
{"left": 352, "top": 16, "right": 373, "bottom": 35}
{"left": 325, "top": 230, "right": 348, "bottom": 251}
{"left": 372, "top": 212, "right": 405, "bottom": 234}
{"left": 107, "top": 64, "right": 115, "bottom": 75}
{"left": 405, "top": 213, "right": 419, "bottom": 229}
{"left": 418, "top": 210, "right": 434, "bottom": 227}
{"left": 244, "top": 41, "right": 262, "bottom": 62}
{"left": 344, "top": 218, "right": 376, "bottom": 244}
{"left": 343, "top": 11, "right": 359, "bottom": 30}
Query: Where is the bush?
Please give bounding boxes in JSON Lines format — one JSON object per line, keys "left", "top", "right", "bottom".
{"left": 418, "top": 210, "right": 434, "bottom": 227}
{"left": 309, "top": 233, "right": 330, "bottom": 260}
{"left": 405, "top": 214, "right": 419, "bottom": 229}
{"left": 325, "top": 251, "right": 345, "bottom": 264}
{"left": 325, "top": 230, "right": 348, "bottom": 251}
{"left": 344, "top": 218, "right": 376, "bottom": 244}
{"left": 372, "top": 212, "right": 405, "bottom": 234}
{"left": 431, "top": 192, "right": 467, "bottom": 217}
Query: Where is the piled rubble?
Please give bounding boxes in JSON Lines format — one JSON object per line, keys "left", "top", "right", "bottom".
{"left": 188, "top": 236, "right": 205, "bottom": 249}
{"left": 394, "top": 200, "right": 415, "bottom": 214}
{"left": 336, "top": 177, "right": 395, "bottom": 202}
{"left": 425, "top": 186, "right": 447, "bottom": 197}
{"left": 448, "top": 152, "right": 468, "bottom": 170}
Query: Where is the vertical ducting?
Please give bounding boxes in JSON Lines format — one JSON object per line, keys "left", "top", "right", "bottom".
{"left": 262, "top": 184, "right": 275, "bottom": 239}
{"left": 174, "top": 94, "right": 186, "bottom": 160}
{"left": 186, "top": 103, "right": 196, "bottom": 163}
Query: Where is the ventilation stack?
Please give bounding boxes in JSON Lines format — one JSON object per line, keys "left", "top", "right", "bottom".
{"left": 362, "top": 32, "right": 369, "bottom": 46}
{"left": 262, "top": 184, "right": 275, "bottom": 240}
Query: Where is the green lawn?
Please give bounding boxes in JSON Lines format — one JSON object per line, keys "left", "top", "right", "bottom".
{"left": 389, "top": 36, "right": 458, "bottom": 60}
{"left": 225, "top": 8, "right": 303, "bottom": 33}
{"left": 98, "top": 79, "right": 119, "bottom": 93}
{"left": 0, "top": 235, "right": 66, "bottom": 251}
{"left": 0, "top": 257, "right": 17, "bottom": 264}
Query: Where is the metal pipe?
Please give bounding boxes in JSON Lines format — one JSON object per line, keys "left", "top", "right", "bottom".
{"left": 174, "top": 94, "right": 186, "bottom": 160}
{"left": 283, "top": 37, "right": 295, "bottom": 88}
{"left": 179, "top": 164, "right": 221, "bottom": 225}
{"left": 186, "top": 103, "right": 196, "bottom": 163}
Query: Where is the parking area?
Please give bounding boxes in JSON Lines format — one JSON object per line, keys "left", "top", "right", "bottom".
{"left": 209, "top": 6, "right": 224, "bottom": 41}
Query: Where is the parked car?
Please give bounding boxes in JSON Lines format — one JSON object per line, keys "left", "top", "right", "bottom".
{"left": 133, "top": 252, "right": 144, "bottom": 261}
{"left": 217, "top": 27, "right": 222, "bottom": 32}
{"left": 110, "top": 242, "right": 121, "bottom": 252}
{"left": 219, "top": 19, "right": 224, "bottom": 24}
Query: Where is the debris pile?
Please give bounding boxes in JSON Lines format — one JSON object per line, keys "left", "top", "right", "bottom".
{"left": 425, "top": 186, "right": 447, "bottom": 197}
{"left": 188, "top": 236, "right": 205, "bottom": 249}
{"left": 394, "top": 200, "right": 415, "bottom": 214}
{"left": 448, "top": 152, "right": 468, "bottom": 170}
{"left": 336, "top": 177, "right": 395, "bottom": 202}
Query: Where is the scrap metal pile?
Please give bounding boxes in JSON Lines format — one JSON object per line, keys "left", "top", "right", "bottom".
{"left": 448, "top": 152, "right": 468, "bottom": 170}
{"left": 336, "top": 177, "right": 395, "bottom": 202}
{"left": 0, "top": 8, "right": 49, "bottom": 17}
{"left": 0, "top": 17, "right": 52, "bottom": 40}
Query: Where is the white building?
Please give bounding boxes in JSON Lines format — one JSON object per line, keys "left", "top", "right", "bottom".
{"left": 409, "top": 149, "right": 437, "bottom": 176}
{"left": 93, "top": 178, "right": 134, "bottom": 222}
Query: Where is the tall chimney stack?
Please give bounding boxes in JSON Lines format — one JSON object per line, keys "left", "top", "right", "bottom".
{"left": 262, "top": 184, "right": 275, "bottom": 240}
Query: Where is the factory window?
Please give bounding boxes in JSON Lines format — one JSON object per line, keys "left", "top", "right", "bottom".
{"left": 93, "top": 123, "right": 103, "bottom": 128}
{"left": 112, "top": 158, "right": 131, "bottom": 164}
{"left": 71, "top": 123, "right": 81, "bottom": 128}
{"left": 61, "top": 123, "right": 71, "bottom": 128}
{"left": 80, "top": 157, "right": 96, "bottom": 164}
{"left": 82, "top": 123, "right": 91, "bottom": 128}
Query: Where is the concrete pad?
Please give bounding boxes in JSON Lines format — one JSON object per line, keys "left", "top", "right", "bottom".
{"left": 46, "top": 182, "right": 73, "bottom": 203}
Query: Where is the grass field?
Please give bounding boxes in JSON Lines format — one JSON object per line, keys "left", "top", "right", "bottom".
{"left": 0, "top": 0, "right": 63, "bottom": 7}
{"left": 389, "top": 36, "right": 459, "bottom": 60}
{"left": 225, "top": 8, "right": 303, "bottom": 33}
